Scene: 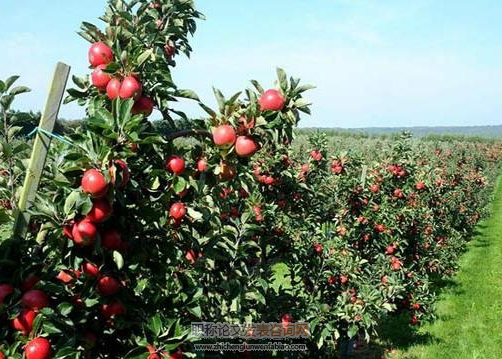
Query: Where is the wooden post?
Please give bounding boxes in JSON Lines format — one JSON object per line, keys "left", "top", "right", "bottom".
{"left": 360, "top": 165, "right": 368, "bottom": 188}
{"left": 13, "top": 62, "right": 71, "bottom": 238}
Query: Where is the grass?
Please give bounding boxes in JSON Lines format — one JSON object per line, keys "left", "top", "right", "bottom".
{"left": 377, "top": 175, "right": 502, "bottom": 359}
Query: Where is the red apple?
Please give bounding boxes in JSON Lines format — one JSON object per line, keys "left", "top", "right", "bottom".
{"left": 12, "top": 309, "right": 37, "bottom": 335}
{"left": 110, "top": 159, "right": 130, "bottom": 188}
{"left": 91, "top": 64, "right": 112, "bottom": 90}
{"left": 166, "top": 155, "right": 185, "bottom": 175}
{"left": 259, "top": 89, "right": 285, "bottom": 111}
{"left": 86, "top": 198, "right": 112, "bottom": 223}
{"left": 97, "top": 276, "right": 120, "bottom": 296}
{"left": 235, "top": 136, "right": 259, "bottom": 157}
{"left": 81, "top": 169, "right": 108, "bottom": 198}
{"left": 25, "top": 337, "right": 52, "bottom": 359}
{"left": 132, "top": 96, "right": 154, "bottom": 116}
{"left": 21, "top": 275, "right": 39, "bottom": 292}
{"left": 88, "top": 42, "right": 113, "bottom": 67}
{"left": 82, "top": 262, "right": 101, "bottom": 278}
{"left": 119, "top": 76, "right": 142, "bottom": 100}
{"left": 21, "top": 290, "right": 49, "bottom": 310}
{"left": 170, "top": 348, "right": 183, "bottom": 359}
{"left": 170, "top": 202, "right": 186, "bottom": 220}
{"left": 101, "top": 300, "right": 126, "bottom": 318}
{"left": 0, "top": 284, "right": 14, "bottom": 304}
{"left": 56, "top": 270, "right": 74, "bottom": 284}
{"left": 72, "top": 220, "right": 97, "bottom": 247}
{"left": 218, "top": 162, "right": 236, "bottom": 182}
{"left": 106, "top": 78, "right": 121, "bottom": 100}
{"left": 213, "top": 125, "right": 236, "bottom": 148}
{"left": 196, "top": 158, "right": 207, "bottom": 172}
{"left": 101, "top": 229, "right": 123, "bottom": 251}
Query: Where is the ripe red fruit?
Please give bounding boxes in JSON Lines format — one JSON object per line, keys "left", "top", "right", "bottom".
{"left": 25, "top": 337, "right": 52, "bottom": 359}
{"left": 21, "top": 290, "right": 49, "bottom": 310}
{"left": 281, "top": 313, "right": 292, "bottom": 328}
{"left": 101, "top": 300, "right": 126, "bottom": 318}
{"left": 86, "top": 198, "right": 112, "bottom": 223}
{"left": 413, "top": 303, "right": 421, "bottom": 310}
{"left": 165, "top": 43, "right": 176, "bottom": 58}
{"left": 416, "top": 181, "right": 426, "bottom": 191}
{"left": 410, "top": 315, "right": 419, "bottom": 325}
{"left": 327, "top": 276, "right": 336, "bottom": 285}
{"left": 218, "top": 162, "right": 236, "bottom": 181}
{"left": 166, "top": 155, "right": 185, "bottom": 175}
{"left": 0, "top": 352, "right": 4, "bottom": 359}
{"left": 71, "top": 220, "right": 97, "bottom": 247}
{"left": 170, "top": 202, "right": 187, "bottom": 220}
{"left": 0, "top": 283, "right": 14, "bottom": 304}
{"left": 314, "top": 243, "right": 323, "bottom": 254}
{"left": 374, "top": 224, "right": 386, "bottom": 233}
{"left": 170, "top": 348, "right": 183, "bottom": 359}
{"left": 97, "top": 276, "right": 120, "bottom": 296}
{"left": 370, "top": 184, "right": 380, "bottom": 193}
{"left": 253, "top": 206, "right": 263, "bottom": 222}
{"left": 12, "top": 309, "right": 37, "bottom": 335}
{"left": 185, "top": 249, "right": 197, "bottom": 264}
{"left": 106, "top": 78, "right": 121, "bottom": 100}
{"left": 110, "top": 159, "right": 130, "bottom": 188}
{"left": 119, "top": 76, "right": 142, "bottom": 100}
{"left": 82, "top": 262, "right": 101, "bottom": 278}
{"left": 56, "top": 270, "right": 74, "bottom": 284}
{"left": 391, "top": 259, "right": 402, "bottom": 271}
{"left": 21, "top": 275, "right": 39, "bottom": 292}
{"left": 132, "top": 96, "right": 154, "bottom": 116}
{"left": 91, "top": 64, "right": 112, "bottom": 90}
{"left": 340, "top": 275, "right": 349, "bottom": 284}
{"left": 82, "top": 169, "right": 108, "bottom": 198}
{"left": 385, "top": 245, "right": 396, "bottom": 255}
{"left": 148, "top": 354, "right": 161, "bottom": 359}
{"left": 235, "top": 136, "right": 259, "bottom": 157}
{"left": 393, "top": 189, "right": 404, "bottom": 199}
{"left": 310, "top": 150, "right": 322, "bottom": 161}
{"left": 101, "top": 229, "right": 123, "bottom": 251}
{"left": 88, "top": 42, "right": 113, "bottom": 67}
{"left": 213, "top": 125, "right": 236, "bottom": 148}
{"left": 196, "top": 158, "right": 207, "bottom": 172}
{"left": 259, "top": 89, "right": 285, "bottom": 111}
{"left": 63, "top": 221, "right": 74, "bottom": 239}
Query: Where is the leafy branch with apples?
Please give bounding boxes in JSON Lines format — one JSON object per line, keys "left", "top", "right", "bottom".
{"left": 0, "top": 1, "right": 501, "bottom": 359}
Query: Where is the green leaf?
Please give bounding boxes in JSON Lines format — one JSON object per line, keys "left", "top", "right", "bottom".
{"left": 64, "top": 191, "right": 80, "bottom": 215}
{"left": 188, "top": 305, "right": 202, "bottom": 319}
{"left": 173, "top": 177, "right": 186, "bottom": 193}
{"left": 4, "top": 75, "right": 19, "bottom": 91}
{"left": 276, "top": 68, "right": 288, "bottom": 91}
{"left": 9, "top": 86, "right": 31, "bottom": 96}
{"left": 187, "top": 207, "right": 203, "bottom": 221}
{"left": 198, "top": 102, "right": 216, "bottom": 118}
{"left": 176, "top": 89, "right": 200, "bottom": 101}
{"left": 250, "top": 80, "right": 264, "bottom": 93}
{"left": 148, "top": 313, "right": 162, "bottom": 336}
{"left": 213, "top": 87, "right": 226, "bottom": 112}
{"left": 0, "top": 95, "right": 14, "bottom": 110}
{"left": 137, "top": 49, "right": 153, "bottom": 67}
{"left": 72, "top": 75, "right": 88, "bottom": 89}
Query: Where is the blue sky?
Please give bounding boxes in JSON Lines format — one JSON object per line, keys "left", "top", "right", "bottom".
{"left": 1, "top": 0, "right": 501, "bottom": 128}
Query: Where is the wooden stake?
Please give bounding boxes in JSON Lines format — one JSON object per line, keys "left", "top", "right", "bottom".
{"left": 13, "top": 62, "right": 71, "bottom": 238}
